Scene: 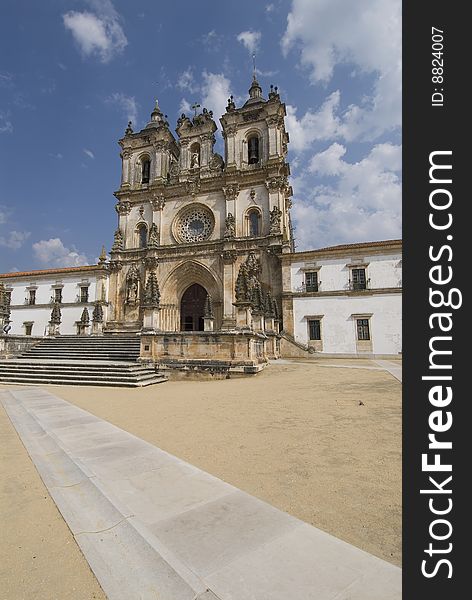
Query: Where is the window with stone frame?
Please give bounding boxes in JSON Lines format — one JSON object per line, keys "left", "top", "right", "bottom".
{"left": 248, "top": 209, "right": 261, "bottom": 237}
{"left": 247, "top": 135, "right": 260, "bottom": 164}
{"left": 54, "top": 288, "right": 63, "bottom": 303}
{"left": 356, "top": 318, "right": 371, "bottom": 340}
{"left": 305, "top": 271, "right": 319, "bottom": 292}
{"left": 137, "top": 223, "right": 148, "bottom": 248}
{"left": 28, "top": 289, "right": 36, "bottom": 305}
{"left": 308, "top": 319, "right": 321, "bottom": 340}
{"left": 5, "top": 291, "right": 11, "bottom": 306}
{"left": 24, "top": 322, "right": 33, "bottom": 336}
{"left": 80, "top": 286, "right": 89, "bottom": 303}
{"left": 351, "top": 267, "right": 367, "bottom": 290}
{"left": 141, "top": 158, "right": 151, "bottom": 183}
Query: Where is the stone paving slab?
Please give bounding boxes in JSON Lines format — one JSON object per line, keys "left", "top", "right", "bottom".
{"left": 1, "top": 387, "right": 401, "bottom": 600}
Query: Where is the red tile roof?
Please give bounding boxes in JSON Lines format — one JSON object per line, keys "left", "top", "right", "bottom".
{"left": 0, "top": 265, "right": 101, "bottom": 279}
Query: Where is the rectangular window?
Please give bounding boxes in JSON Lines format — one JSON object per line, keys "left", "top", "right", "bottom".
{"left": 308, "top": 319, "right": 321, "bottom": 340}
{"left": 305, "top": 271, "right": 319, "bottom": 292}
{"left": 352, "top": 268, "right": 366, "bottom": 290}
{"left": 5, "top": 291, "right": 11, "bottom": 305}
{"left": 54, "top": 288, "right": 62, "bottom": 303}
{"left": 357, "top": 318, "right": 370, "bottom": 340}
{"left": 80, "top": 287, "right": 89, "bottom": 303}
{"left": 24, "top": 323, "right": 33, "bottom": 336}
{"left": 28, "top": 289, "right": 36, "bottom": 305}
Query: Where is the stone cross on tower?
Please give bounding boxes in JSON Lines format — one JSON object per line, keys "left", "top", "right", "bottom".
{"left": 191, "top": 102, "right": 201, "bottom": 117}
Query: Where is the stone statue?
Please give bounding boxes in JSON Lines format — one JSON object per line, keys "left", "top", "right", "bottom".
{"left": 204, "top": 293, "right": 214, "bottom": 319}
{"left": 190, "top": 151, "right": 199, "bottom": 169}
{"left": 92, "top": 302, "right": 104, "bottom": 323}
{"left": 134, "top": 159, "right": 142, "bottom": 183}
{"left": 143, "top": 271, "right": 160, "bottom": 308}
{"left": 269, "top": 206, "right": 282, "bottom": 234}
{"left": 148, "top": 223, "right": 160, "bottom": 248}
{"left": 224, "top": 213, "right": 236, "bottom": 239}
{"left": 126, "top": 264, "right": 140, "bottom": 304}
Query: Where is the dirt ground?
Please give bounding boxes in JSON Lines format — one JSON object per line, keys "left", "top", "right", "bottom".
{"left": 0, "top": 358, "right": 401, "bottom": 598}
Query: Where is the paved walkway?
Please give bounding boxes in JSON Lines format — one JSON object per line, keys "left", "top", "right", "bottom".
{"left": 1, "top": 387, "right": 401, "bottom": 600}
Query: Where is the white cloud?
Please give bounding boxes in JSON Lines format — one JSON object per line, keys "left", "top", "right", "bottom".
{"left": 285, "top": 91, "right": 344, "bottom": 151}
{"left": 176, "top": 68, "right": 197, "bottom": 93}
{"left": 292, "top": 143, "right": 401, "bottom": 249}
{"left": 237, "top": 31, "right": 261, "bottom": 54}
{"left": 32, "top": 238, "right": 89, "bottom": 267}
{"left": 201, "top": 72, "right": 232, "bottom": 125}
{"left": 63, "top": 0, "right": 127, "bottom": 63}
{"left": 282, "top": 0, "right": 401, "bottom": 140}
{"left": 178, "top": 98, "right": 192, "bottom": 115}
{"left": 0, "top": 111, "right": 13, "bottom": 134}
{"left": 83, "top": 148, "right": 95, "bottom": 159}
{"left": 201, "top": 30, "right": 223, "bottom": 52}
{"left": 105, "top": 92, "right": 138, "bottom": 124}
{"left": 0, "top": 230, "right": 30, "bottom": 250}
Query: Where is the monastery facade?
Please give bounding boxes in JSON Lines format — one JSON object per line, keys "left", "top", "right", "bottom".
{"left": 0, "top": 77, "right": 402, "bottom": 371}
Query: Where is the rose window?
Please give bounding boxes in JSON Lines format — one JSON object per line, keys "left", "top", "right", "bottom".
{"left": 174, "top": 204, "right": 215, "bottom": 243}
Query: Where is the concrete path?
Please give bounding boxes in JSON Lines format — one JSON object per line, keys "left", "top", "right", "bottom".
{"left": 1, "top": 387, "right": 401, "bottom": 600}
{"left": 374, "top": 360, "right": 403, "bottom": 382}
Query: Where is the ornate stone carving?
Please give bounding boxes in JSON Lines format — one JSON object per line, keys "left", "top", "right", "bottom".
{"left": 269, "top": 206, "right": 282, "bottom": 234}
{"left": 224, "top": 213, "right": 236, "bottom": 239}
{"left": 125, "top": 121, "right": 133, "bottom": 136}
{"left": 147, "top": 223, "right": 160, "bottom": 248}
{"left": 265, "top": 176, "right": 289, "bottom": 193}
{"left": 222, "top": 250, "right": 237, "bottom": 263}
{"left": 235, "top": 251, "right": 262, "bottom": 303}
{"left": 209, "top": 153, "right": 224, "bottom": 171}
{"left": 115, "top": 201, "right": 131, "bottom": 216}
{"left": 185, "top": 178, "right": 201, "bottom": 197}
{"left": 49, "top": 302, "right": 61, "bottom": 324}
{"left": 222, "top": 183, "right": 239, "bottom": 201}
{"left": 111, "top": 228, "right": 124, "bottom": 252}
{"left": 226, "top": 95, "right": 236, "bottom": 112}
{"left": 250, "top": 188, "right": 256, "bottom": 201}
{"left": 80, "top": 307, "right": 90, "bottom": 324}
{"left": 108, "top": 260, "right": 122, "bottom": 272}
{"left": 143, "top": 271, "right": 160, "bottom": 309}
{"left": 0, "top": 282, "right": 11, "bottom": 324}
{"left": 125, "top": 264, "right": 140, "bottom": 305}
{"left": 151, "top": 193, "right": 166, "bottom": 211}
{"left": 92, "top": 302, "right": 104, "bottom": 323}
{"left": 169, "top": 158, "right": 180, "bottom": 178}
{"left": 204, "top": 293, "right": 214, "bottom": 318}
{"left": 174, "top": 204, "right": 214, "bottom": 243}
{"left": 224, "top": 124, "right": 238, "bottom": 136}
{"left": 98, "top": 245, "right": 107, "bottom": 264}
{"left": 143, "top": 256, "right": 159, "bottom": 270}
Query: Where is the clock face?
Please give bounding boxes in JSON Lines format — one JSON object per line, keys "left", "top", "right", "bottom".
{"left": 174, "top": 204, "right": 215, "bottom": 243}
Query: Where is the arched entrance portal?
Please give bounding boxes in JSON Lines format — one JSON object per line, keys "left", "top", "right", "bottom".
{"left": 180, "top": 283, "right": 207, "bottom": 331}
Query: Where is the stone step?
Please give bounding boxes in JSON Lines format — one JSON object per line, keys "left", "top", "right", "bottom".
{"left": 0, "top": 368, "right": 160, "bottom": 381}
{"left": 0, "top": 375, "right": 167, "bottom": 387}
{"left": 0, "top": 362, "right": 150, "bottom": 373}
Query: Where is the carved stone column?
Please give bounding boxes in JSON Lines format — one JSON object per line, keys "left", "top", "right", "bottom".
{"left": 221, "top": 250, "right": 237, "bottom": 329}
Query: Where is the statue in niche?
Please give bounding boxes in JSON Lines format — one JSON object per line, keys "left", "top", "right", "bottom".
{"left": 190, "top": 151, "right": 199, "bottom": 169}
{"left": 126, "top": 264, "right": 140, "bottom": 304}
{"left": 269, "top": 206, "right": 282, "bottom": 233}
{"left": 134, "top": 159, "right": 142, "bottom": 184}
{"left": 224, "top": 213, "right": 236, "bottom": 239}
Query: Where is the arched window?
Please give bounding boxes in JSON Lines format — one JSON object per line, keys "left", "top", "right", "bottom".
{"left": 137, "top": 223, "right": 148, "bottom": 248}
{"left": 247, "top": 135, "right": 260, "bottom": 164}
{"left": 141, "top": 158, "right": 151, "bottom": 183}
{"left": 248, "top": 209, "right": 261, "bottom": 237}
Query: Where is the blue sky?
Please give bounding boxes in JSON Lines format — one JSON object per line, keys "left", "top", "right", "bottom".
{"left": 0, "top": 0, "right": 401, "bottom": 273}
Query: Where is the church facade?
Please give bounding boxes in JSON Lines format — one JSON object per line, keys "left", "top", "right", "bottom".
{"left": 0, "top": 78, "right": 402, "bottom": 370}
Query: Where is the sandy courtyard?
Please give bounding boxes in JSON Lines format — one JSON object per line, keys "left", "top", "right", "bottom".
{"left": 1, "top": 358, "right": 401, "bottom": 598}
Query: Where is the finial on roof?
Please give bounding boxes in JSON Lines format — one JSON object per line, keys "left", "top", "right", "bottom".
{"left": 125, "top": 121, "right": 133, "bottom": 135}
{"left": 98, "top": 245, "right": 107, "bottom": 264}
{"left": 252, "top": 52, "right": 256, "bottom": 80}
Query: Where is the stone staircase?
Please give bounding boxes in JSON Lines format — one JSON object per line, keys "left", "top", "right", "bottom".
{"left": 0, "top": 336, "right": 167, "bottom": 387}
